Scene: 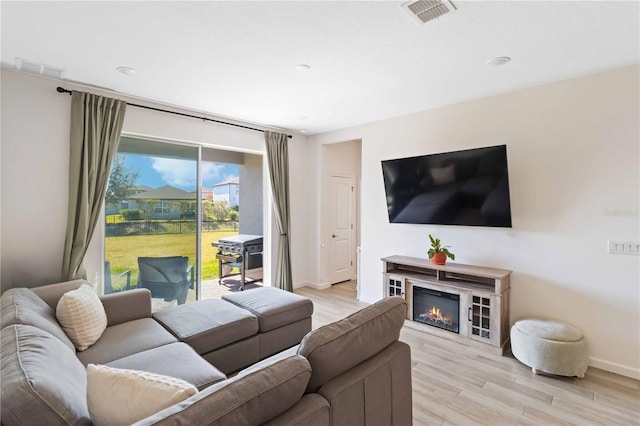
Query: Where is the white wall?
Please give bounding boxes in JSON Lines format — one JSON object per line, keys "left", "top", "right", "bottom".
{"left": 0, "top": 70, "right": 307, "bottom": 292}
{"left": 1, "top": 71, "right": 70, "bottom": 289}
{"left": 288, "top": 133, "right": 309, "bottom": 288}
{"left": 308, "top": 65, "right": 640, "bottom": 378}
{"left": 239, "top": 153, "right": 263, "bottom": 236}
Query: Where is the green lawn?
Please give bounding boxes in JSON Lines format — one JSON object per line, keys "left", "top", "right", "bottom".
{"left": 105, "top": 230, "right": 238, "bottom": 289}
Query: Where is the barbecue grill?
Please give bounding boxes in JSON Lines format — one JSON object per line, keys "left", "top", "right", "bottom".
{"left": 212, "top": 234, "right": 263, "bottom": 290}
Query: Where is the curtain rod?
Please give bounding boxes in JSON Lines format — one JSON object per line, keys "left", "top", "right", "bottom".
{"left": 56, "top": 87, "right": 292, "bottom": 139}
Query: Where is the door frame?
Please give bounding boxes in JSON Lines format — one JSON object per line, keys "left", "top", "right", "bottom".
{"left": 318, "top": 140, "right": 362, "bottom": 291}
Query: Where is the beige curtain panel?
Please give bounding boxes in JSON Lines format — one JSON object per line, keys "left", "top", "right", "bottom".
{"left": 265, "top": 131, "right": 293, "bottom": 292}
{"left": 61, "top": 91, "right": 126, "bottom": 281}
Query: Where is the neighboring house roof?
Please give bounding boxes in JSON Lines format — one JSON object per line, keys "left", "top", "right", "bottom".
{"left": 134, "top": 185, "right": 152, "bottom": 191}
{"left": 130, "top": 185, "right": 195, "bottom": 200}
{"left": 213, "top": 177, "right": 239, "bottom": 187}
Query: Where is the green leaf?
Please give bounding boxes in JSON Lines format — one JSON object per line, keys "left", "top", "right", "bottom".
{"left": 442, "top": 248, "right": 455, "bottom": 260}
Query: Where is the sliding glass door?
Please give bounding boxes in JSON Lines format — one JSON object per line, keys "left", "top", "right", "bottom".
{"left": 104, "top": 138, "right": 265, "bottom": 308}
{"left": 104, "top": 137, "right": 199, "bottom": 311}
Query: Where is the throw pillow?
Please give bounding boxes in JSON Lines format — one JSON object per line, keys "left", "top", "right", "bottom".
{"left": 56, "top": 283, "right": 107, "bottom": 351}
{"left": 86, "top": 364, "right": 198, "bottom": 425}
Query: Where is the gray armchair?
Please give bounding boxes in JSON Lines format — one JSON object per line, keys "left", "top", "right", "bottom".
{"left": 137, "top": 256, "right": 194, "bottom": 305}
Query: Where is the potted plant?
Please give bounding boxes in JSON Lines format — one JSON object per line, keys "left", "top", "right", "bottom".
{"left": 428, "top": 234, "right": 455, "bottom": 265}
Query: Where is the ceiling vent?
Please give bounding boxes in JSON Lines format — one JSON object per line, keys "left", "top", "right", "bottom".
{"left": 403, "top": 0, "right": 457, "bottom": 24}
{"left": 15, "top": 58, "right": 65, "bottom": 80}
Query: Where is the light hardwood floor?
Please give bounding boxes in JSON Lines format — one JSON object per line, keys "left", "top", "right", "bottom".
{"left": 295, "top": 281, "right": 640, "bottom": 426}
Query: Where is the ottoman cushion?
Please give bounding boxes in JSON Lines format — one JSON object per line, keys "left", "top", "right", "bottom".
{"left": 223, "top": 287, "right": 313, "bottom": 332}
{"left": 510, "top": 317, "right": 588, "bottom": 378}
{"left": 153, "top": 299, "right": 258, "bottom": 354}
{"left": 513, "top": 318, "right": 583, "bottom": 342}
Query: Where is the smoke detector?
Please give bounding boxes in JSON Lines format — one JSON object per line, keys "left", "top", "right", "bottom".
{"left": 15, "top": 58, "right": 65, "bottom": 79}
{"left": 402, "top": 0, "right": 457, "bottom": 24}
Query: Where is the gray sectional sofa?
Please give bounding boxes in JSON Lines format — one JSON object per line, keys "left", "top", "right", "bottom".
{"left": 1, "top": 279, "right": 412, "bottom": 425}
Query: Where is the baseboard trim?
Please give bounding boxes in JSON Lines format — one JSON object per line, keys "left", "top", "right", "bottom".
{"left": 589, "top": 356, "right": 640, "bottom": 379}
{"left": 295, "top": 281, "right": 331, "bottom": 290}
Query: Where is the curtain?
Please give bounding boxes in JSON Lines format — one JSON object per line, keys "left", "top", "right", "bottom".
{"left": 61, "top": 91, "right": 126, "bottom": 280}
{"left": 265, "top": 131, "right": 293, "bottom": 292}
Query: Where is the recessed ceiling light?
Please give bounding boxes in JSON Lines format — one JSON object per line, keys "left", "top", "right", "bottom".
{"left": 297, "top": 116, "right": 308, "bottom": 121}
{"left": 486, "top": 57, "right": 511, "bottom": 67}
{"left": 296, "top": 64, "right": 311, "bottom": 72}
{"left": 117, "top": 66, "right": 137, "bottom": 75}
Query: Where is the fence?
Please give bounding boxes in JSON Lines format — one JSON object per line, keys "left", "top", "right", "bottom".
{"left": 105, "top": 219, "right": 239, "bottom": 237}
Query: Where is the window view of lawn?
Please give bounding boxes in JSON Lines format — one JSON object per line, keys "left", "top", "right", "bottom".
{"left": 105, "top": 229, "right": 238, "bottom": 290}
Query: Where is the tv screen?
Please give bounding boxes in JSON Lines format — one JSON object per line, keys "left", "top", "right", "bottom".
{"left": 381, "top": 145, "right": 512, "bottom": 227}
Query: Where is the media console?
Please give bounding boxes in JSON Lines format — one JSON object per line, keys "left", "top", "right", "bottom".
{"left": 382, "top": 255, "right": 511, "bottom": 354}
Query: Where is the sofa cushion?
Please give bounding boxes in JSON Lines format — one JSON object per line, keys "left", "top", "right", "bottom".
{"left": 56, "top": 283, "right": 108, "bottom": 351}
{"left": 0, "top": 287, "right": 75, "bottom": 351}
{"left": 1, "top": 324, "right": 90, "bottom": 425}
{"left": 222, "top": 287, "right": 313, "bottom": 332}
{"left": 30, "top": 279, "right": 85, "bottom": 310}
{"left": 262, "top": 394, "right": 330, "bottom": 426}
{"left": 153, "top": 298, "right": 258, "bottom": 354}
{"left": 297, "top": 296, "right": 407, "bottom": 392}
{"left": 87, "top": 364, "right": 198, "bottom": 425}
{"left": 317, "top": 341, "right": 413, "bottom": 426}
{"left": 77, "top": 318, "right": 178, "bottom": 366}
{"left": 133, "top": 355, "right": 312, "bottom": 426}
{"left": 101, "top": 288, "right": 152, "bottom": 326}
{"left": 107, "top": 342, "right": 226, "bottom": 391}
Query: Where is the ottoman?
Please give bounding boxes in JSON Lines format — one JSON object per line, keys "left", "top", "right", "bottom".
{"left": 510, "top": 318, "right": 588, "bottom": 378}
{"left": 223, "top": 287, "right": 314, "bottom": 359}
{"left": 153, "top": 298, "right": 260, "bottom": 374}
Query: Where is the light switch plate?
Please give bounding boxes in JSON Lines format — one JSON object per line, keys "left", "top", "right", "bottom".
{"left": 608, "top": 240, "right": 640, "bottom": 255}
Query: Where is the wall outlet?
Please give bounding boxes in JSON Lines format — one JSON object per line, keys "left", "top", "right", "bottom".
{"left": 607, "top": 240, "right": 640, "bottom": 255}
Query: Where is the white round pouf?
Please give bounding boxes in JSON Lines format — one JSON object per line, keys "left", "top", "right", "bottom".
{"left": 510, "top": 318, "right": 588, "bottom": 378}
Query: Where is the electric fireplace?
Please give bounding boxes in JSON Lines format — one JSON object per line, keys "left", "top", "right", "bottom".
{"left": 413, "top": 286, "right": 460, "bottom": 334}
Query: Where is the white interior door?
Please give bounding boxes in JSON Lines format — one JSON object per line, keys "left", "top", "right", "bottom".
{"left": 329, "top": 175, "right": 354, "bottom": 285}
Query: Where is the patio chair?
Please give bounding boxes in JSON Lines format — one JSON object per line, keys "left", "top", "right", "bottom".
{"left": 104, "top": 261, "right": 131, "bottom": 294}
{"left": 137, "top": 256, "right": 194, "bottom": 305}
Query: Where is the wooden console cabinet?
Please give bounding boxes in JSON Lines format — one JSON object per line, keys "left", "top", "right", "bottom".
{"left": 382, "top": 255, "right": 511, "bottom": 354}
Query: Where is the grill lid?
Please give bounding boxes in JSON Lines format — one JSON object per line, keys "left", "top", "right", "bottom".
{"left": 218, "top": 234, "right": 263, "bottom": 246}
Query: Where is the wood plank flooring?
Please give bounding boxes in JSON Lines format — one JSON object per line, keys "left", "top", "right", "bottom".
{"left": 295, "top": 281, "right": 640, "bottom": 426}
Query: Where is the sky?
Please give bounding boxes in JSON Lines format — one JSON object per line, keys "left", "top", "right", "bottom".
{"left": 122, "top": 154, "right": 239, "bottom": 191}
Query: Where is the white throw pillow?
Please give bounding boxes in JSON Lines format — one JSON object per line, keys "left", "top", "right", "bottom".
{"left": 86, "top": 364, "right": 198, "bottom": 425}
{"left": 56, "top": 283, "right": 107, "bottom": 351}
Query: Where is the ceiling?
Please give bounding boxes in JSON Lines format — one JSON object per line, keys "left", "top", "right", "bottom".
{"left": 1, "top": 1, "right": 638, "bottom": 135}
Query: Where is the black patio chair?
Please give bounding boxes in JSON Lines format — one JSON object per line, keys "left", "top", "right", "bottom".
{"left": 104, "top": 261, "right": 131, "bottom": 294}
{"left": 136, "top": 256, "right": 194, "bottom": 305}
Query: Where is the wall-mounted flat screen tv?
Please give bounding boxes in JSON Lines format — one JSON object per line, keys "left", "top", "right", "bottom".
{"left": 381, "top": 145, "right": 512, "bottom": 227}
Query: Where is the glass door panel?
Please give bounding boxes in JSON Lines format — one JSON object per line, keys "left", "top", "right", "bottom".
{"left": 104, "top": 137, "right": 199, "bottom": 311}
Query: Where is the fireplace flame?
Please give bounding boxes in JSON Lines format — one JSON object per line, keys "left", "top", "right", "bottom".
{"left": 426, "top": 306, "right": 452, "bottom": 326}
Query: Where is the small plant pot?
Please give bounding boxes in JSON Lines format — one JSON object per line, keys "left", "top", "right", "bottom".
{"left": 430, "top": 252, "right": 447, "bottom": 265}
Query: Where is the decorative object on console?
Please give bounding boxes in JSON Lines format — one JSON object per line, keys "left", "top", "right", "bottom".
{"left": 427, "top": 234, "right": 455, "bottom": 265}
